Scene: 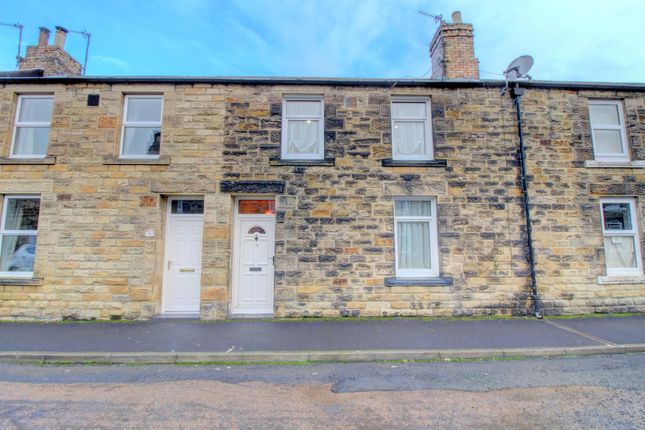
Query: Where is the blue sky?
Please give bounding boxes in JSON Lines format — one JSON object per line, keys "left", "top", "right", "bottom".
{"left": 1, "top": 0, "right": 644, "bottom": 82}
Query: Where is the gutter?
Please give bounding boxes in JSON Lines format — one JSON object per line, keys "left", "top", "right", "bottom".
{"left": 0, "top": 75, "right": 644, "bottom": 92}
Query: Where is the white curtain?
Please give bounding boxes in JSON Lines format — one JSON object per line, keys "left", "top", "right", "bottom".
{"left": 589, "top": 104, "right": 619, "bottom": 126}
{"left": 392, "top": 102, "right": 425, "bottom": 118}
{"left": 286, "top": 100, "right": 320, "bottom": 117}
{"left": 20, "top": 97, "right": 53, "bottom": 122}
{"left": 604, "top": 236, "right": 636, "bottom": 268}
{"left": 14, "top": 97, "right": 52, "bottom": 156}
{"left": 594, "top": 129, "right": 623, "bottom": 154}
{"left": 0, "top": 201, "right": 23, "bottom": 272}
{"left": 126, "top": 98, "right": 162, "bottom": 122}
{"left": 288, "top": 120, "right": 318, "bottom": 154}
{"left": 14, "top": 127, "right": 50, "bottom": 156}
{"left": 393, "top": 121, "right": 425, "bottom": 155}
{"left": 395, "top": 200, "right": 432, "bottom": 217}
{"left": 397, "top": 222, "right": 431, "bottom": 269}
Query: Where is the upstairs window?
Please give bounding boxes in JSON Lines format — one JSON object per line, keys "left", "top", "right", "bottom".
{"left": 120, "top": 95, "right": 163, "bottom": 158}
{"left": 0, "top": 196, "right": 40, "bottom": 277}
{"left": 394, "top": 198, "right": 439, "bottom": 278}
{"left": 600, "top": 198, "right": 642, "bottom": 276}
{"left": 281, "top": 96, "right": 324, "bottom": 160}
{"left": 391, "top": 97, "right": 433, "bottom": 160}
{"left": 11, "top": 95, "right": 54, "bottom": 158}
{"left": 589, "top": 100, "right": 628, "bottom": 161}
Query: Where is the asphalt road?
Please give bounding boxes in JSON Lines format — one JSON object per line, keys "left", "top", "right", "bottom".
{"left": 1, "top": 354, "right": 643, "bottom": 429}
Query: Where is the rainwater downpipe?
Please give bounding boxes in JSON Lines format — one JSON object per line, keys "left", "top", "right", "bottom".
{"left": 510, "top": 84, "right": 543, "bottom": 318}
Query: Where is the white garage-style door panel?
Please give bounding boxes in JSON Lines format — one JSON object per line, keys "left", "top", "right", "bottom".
{"left": 232, "top": 198, "right": 276, "bottom": 315}
{"left": 162, "top": 198, "right": 204, "bottom": 314}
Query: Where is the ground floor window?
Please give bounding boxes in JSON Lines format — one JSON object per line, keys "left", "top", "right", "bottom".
{"left": 600, "top": 197, "right": 642, "bottom": 276}
{"left": 394, "top": 198, "right": 439, "bottom": 278}
{"left": 0, "top": 195, "right": 40, "bottom": 277}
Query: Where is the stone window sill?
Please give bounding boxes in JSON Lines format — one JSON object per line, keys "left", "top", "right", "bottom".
{"left": 381, "top": 159, "right": 447, "bottom": 168}
{"left": 103, "top": 156, "right": 170, "bottom": 165}
{"left": 385, "top": 277, "right": 453, "bottom": 287}
{"left": 0, "top": 156, "right": 56, "bottom": 165}
{"left": 269, "top": 158, "right": 336, "bottom": 166}
{"left": 597, "top": 275, "right": 645, "bottom": 285}
{"left": 0, "top": 277, "right": 43, "bottom": 286}
{"left": 584, "top": 160, "right": 645, "bottom": 168}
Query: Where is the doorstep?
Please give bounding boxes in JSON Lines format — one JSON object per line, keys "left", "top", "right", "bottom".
{"left": 229, "top": 313, "right": 274, "bottom": 319}
{"left": 152, "top": 313, "right": 200, "bottom": 320}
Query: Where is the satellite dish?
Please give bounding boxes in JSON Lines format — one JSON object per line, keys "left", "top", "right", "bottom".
{"left": 503, "top": 55, "right": 534, "bottom": 80}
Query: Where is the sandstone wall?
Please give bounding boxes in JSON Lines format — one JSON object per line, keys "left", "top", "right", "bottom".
{"left": 0, "top": 82, "right": 643, "bottom": 320}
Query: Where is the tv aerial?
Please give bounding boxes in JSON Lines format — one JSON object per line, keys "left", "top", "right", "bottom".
{"left": 500, "top": 55, "right": 534, "bottom": 96}
{"left": 417, "top": 10, "right": 443, "bottom": 24}
{"left": 0, "top": 22, "right": 24, "bottom": 68}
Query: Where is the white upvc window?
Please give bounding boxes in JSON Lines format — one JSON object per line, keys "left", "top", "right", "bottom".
{"left": 391, "top": 97, "right": 433, "bottom": 160}
{"left": 394, "top": 198, "right": 439, "bottom": 278}
{"left": 10, "top": 95, "right": 54, "bottom": 158}
{"left": 0, "top": 195, "right": 40, "bottom": 278}
{"left": 600, "top": 197, "right": 642, "bottom": 276}
{"left": 281, "top": 95, "right": 324, "bottom": 160}
{"left": 589, "top": 100, "right": 629, "bottom": 161}
{"left": 120, "top": 95, "right": 163, "bottom": 158}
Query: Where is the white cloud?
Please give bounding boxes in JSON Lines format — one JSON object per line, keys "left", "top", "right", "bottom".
{"left": 91, "top": 55, "right": 129, "bottom": 72}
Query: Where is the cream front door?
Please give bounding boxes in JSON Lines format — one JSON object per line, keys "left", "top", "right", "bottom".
{"left": 232, "top": 206, "right": 275, "bottom": 315}
{"left": 162, "top": 198, "right": 204, "bottom": 314}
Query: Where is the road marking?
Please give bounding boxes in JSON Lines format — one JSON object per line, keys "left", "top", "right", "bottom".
{"left": 543, "top": 320, "right": 616, "bottom": 346}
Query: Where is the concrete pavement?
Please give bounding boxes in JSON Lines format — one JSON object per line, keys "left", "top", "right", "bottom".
{"left": 0, "top": 315, "right": 643, "bottom": 363}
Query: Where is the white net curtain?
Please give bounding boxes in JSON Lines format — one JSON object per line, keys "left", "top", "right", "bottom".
{"left": 395, "top": 200, "right": 432, "bottom": 270}
{"left": 286, "top": 100, "right": 320, "bottom": 155}
{"left": 0, "top": 198, "right": 39, "bottom": 272}
{"left": 392, "top": 102, "right": 427, "bottom": 157}
{"left": 13, "top": 97, "right": 53, "bottom": 156}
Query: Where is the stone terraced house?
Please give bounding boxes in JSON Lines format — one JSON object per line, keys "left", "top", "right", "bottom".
{"left": 0, "top": 14, "right": 644, "bottom": 320}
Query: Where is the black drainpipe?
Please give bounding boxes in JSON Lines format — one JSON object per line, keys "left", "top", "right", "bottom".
{"left": 510, "top": 84, "right": 543, "bottom": 319}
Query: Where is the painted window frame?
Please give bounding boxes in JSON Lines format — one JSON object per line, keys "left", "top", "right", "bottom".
{"left": 119, "top": 94, "right": 164, "bottom": 159}
{"left": 10, "top": 94, "right": 54, "bottom": 159}
{"left": 393, "top": 197, "right": 440, "bottom": 278}
{"left": 281, "top": 95, "right": 325, "bottom": 160}
{"left": 390, "top": 96, "right": 434, "bottom": 161}
{"left": 0, "top": 195, "right": 40, "bottom": 278}
{"left": 599, "top": 197, "right": 643, "bottom": 277}
{"left": 589, "top": 99, "right": 629, "bottom": 162}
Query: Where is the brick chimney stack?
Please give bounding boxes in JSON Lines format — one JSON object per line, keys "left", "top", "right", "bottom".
{"left": 19, "top": 26, "right": 82, "bottom": 76}
{"left": 429, "top": 11, "right": 479, "bottom": 80}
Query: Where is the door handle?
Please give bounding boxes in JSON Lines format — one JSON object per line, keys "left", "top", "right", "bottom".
{"left": 167, "top": 260, "right": 172, "bottom": 271}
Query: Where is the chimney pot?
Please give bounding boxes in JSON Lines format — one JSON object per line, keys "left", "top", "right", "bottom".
{"left": 451, "top": 11, "right": 462, "bottom": 23}
{"left": 54, "top": 26, "right": 69, "bottom": 49}
{"left": 38, "top": 27, "right": 51, "bottom": 46}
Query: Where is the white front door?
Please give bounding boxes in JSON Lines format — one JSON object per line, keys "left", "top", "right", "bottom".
{"left": 162, "top": 198, "right": 204, "bottom": 314}
{"left": 232, "top": 198, "right": 276, "bottom": 315}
